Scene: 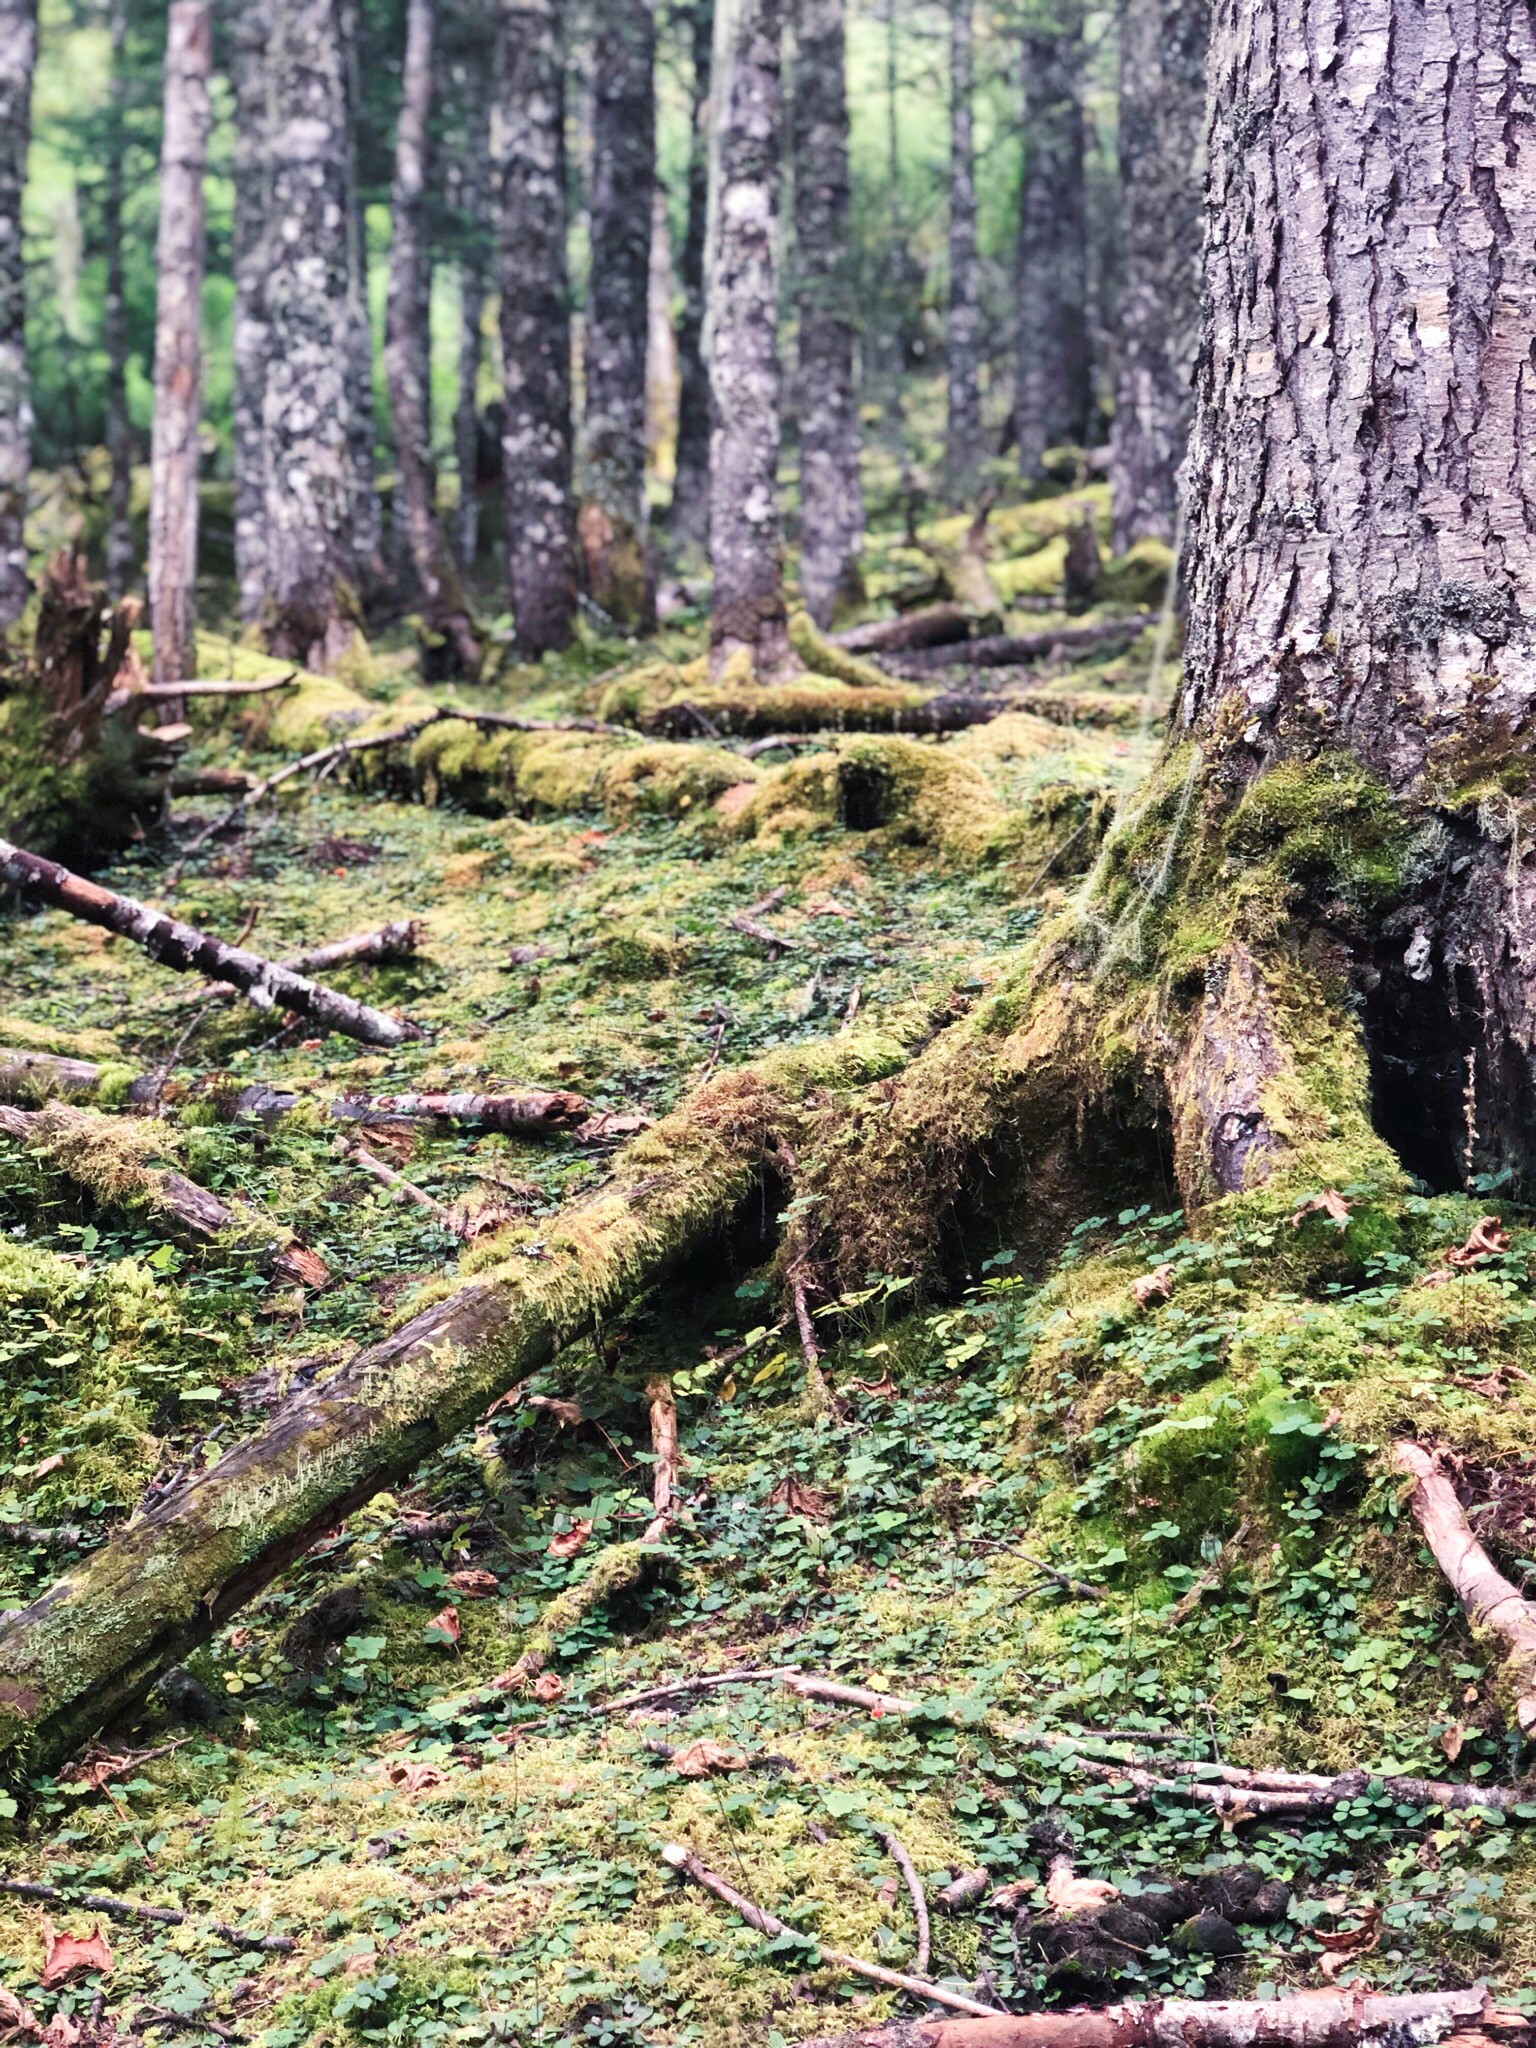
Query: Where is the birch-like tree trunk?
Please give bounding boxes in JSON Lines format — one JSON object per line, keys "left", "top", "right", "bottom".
{"left": 944, "top": 0, "right": 982, "bottom": 503}
{"left": 1014, "top": 9, "right": 1091, "bottom": 479}
{"left": 1181, "top": 0, "right": 1536, "bottom": 1186}
{"left": 708, "top": 0, "right": 790, "bottom": 677}
{"left": 384, "top": 0, "right": 481, "bottom": 673}
{"left": 499, "top": 0, "right": 577, "bottom": 657}
{"left": 103, "top": 0, "right": 135, "bottom": 600}
{"left": 339, "top": 0, "right": 383, "bottom": 588}
{"left": 1108, "top": 0, "right": 1206, "bottom": 550}
{"left": 452, "top": 57, "right": 492, "bottom": 571}
{"left": 646, "top": 182, "right": 678, "bottom": 482}
{"left": 581, "top": 0, "right": 656, "bottom": 628}
{"left": 0, "top": 0, "right": 38, "bottom": 632}
{"left": 147, "top": 0, "right": 212, "bottom": 690}
{"left": 260, "top": 0, "right": 359, "bottom": 668}
{"left": 791, "top": 0, "right": 861, "bottom": 628}
{"left": 667, "top": 0, "right": 713, "bottom": 554}
{"left": 231, "top": 0, "right": 272, "bottom": 625}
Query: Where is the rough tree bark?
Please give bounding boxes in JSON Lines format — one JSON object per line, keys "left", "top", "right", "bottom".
{"left": 384, "top": 0, "right": 482, "bottom": 674}
{"left": 103, "top": 0, "right": 135, "bottom": 600}
{"left": 1108, "top": 0, "right": 1206, "bottom": 551}
{"left": 231, "top": 0, "right": 272, "bottom": 625}
{"left": 667, "top": 0, "right": 714, "bottom": 553}
{"left": 499, "top": 0, "right": 578, "bottom": 657}
{"left": 260, "top": 0, "right": 359, "bottom": 668}
{"left": 1179, "top": 0, "right": 1536, "bottom": 1187}
{"left": 581, "top": 0, "right": 656, "bottom": 628}
{"left": 944, "top": 0, "right": 982, "bottom": 504}
{"left": 147, "top": 0, "right": 213, "bottom": 692}
{"left": 0, "top": 0, "right": 37, "bottom": 633}
{"left": 339, "top": 0, "right": 383, "bottom": 587}
{"left": 708, "top": 0, "right": 791, "bottom": 677}
{"left": 452, "top": 51, "right": 492, "bottom": 572}
{"left": 791, "top": 0, "right": 862, "bottom": 628}
{"left": 1014, "top": 7, "right": 1091, "bottom": 479}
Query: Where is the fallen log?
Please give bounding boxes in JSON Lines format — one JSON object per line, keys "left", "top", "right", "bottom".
{"left": 888, "top": 613, "right": 1154, "bottom": 677}
{"left": 0, "top": 838, "right": 418, "bottom": 1049}
{"left": 1394, "top": 1440, "right": 1536, "bottom": 1735}
{"left": 796, "top": 1988, "right": 1527, "bottom": 2048}
{"left": 833, "top": 605, "right": 973, "bottom": 656}
{"left": 0, "top": 1522, "right": 90, "bottom": 1550}
{"left": 0, "top": 1100, "right": 329, "bottom": 1287}
{"left": 0, "top": 1021, "right": 923, "bottom": 1769}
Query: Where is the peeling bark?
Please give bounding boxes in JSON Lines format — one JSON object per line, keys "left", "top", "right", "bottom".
{"left": 0, "top": 0, "right": 37, "bottom": 631}
{"left": 668, "top": 0, "right": 714, "bottom": 553}
{"left": 944, "top": 0, "right": 983, "bottom": 503}
{"left": 1108, "top": 0, "right": 1206, "bottom": 551}
{"left": 791, "top": 0, "right": 862, "bottom": 627}
{"left": 147, "top": 0, "right": 213, "bottom": 692}
{"left": 581, "top": 0, "right": 656, "bottom": 627}
{"left": 1014, "top": 9, "right": 1092, "bottom": 479}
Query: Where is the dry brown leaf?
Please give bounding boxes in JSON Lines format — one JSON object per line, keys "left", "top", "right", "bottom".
{"left": 31, "top": 1453, "right": 65, "bottom": 1479}
{"left": 425, "top": 1604, "right": 460, "bottom": 1645}
{"left": 1288, "top": 1189, "right": 1351, "bottom": 1230}
{"left": 844, "top": 1373, "right": 897, "bottom": 1400}
{"left": 548, "top": 1519, "right": 594, "bottom": 1558}
{"left": 768, "top": 1475, "right": 834, "bottom": 1521}
{"left": 447, "top": 1568, "right": 499, "bottom": 1599}
{"left": 1044, "top": 1871, "right": 1120, "bottom": 1915}
{"left": 670, "top": 1738, "right": 750, "bottom": 1778}
{"left": 531, "top": 1671, "right": 565, "bottom": 1702}
{"left": 1439, "top": 1721, "right": 1467, "bottom": 1762}
{"left": 45, "top": 2014, "right": 86, "bottom": 2048}
{"left": 1316, "top": 1904, "right": 1382, "bottom": 1978}
{"left": 381, "top": 1757, "right": 443, "bottom": 1792}
{"left": 1133, "top": 1264, "right": 1174, "bottom": 1307}
{"left": 40, "top": 1921, "right": 113, "bottom": 1987}
{"left": 528, "top": 1396, "right": 585, "bottom": 1428}
{"left": 1445, "top": 1217, "right": 1510, "bottom": 1268}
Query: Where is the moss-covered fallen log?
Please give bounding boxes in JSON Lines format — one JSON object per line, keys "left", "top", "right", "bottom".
{"left": 0, "top": 1022, "right": 927, "bottom": 1771}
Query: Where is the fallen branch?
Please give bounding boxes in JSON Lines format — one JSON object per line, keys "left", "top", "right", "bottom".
{"left": 0, "top": 1023, "right": 923, "bottom": 1767}
{"left": 0, "top": 1100, "right": 328, "bottom": 1287}
{"left": 880, "top": 1829, "right": 931, "bottom": 1975}
{"left": 281, "top": 919, "right": 423, "bottom": 976}
{"left": 886, "top": 613, "right": 1154, "bottom": 677}
{"left": 659, "top": 1842, "right": 994, "bottom": 2018}
{"left": 796, "top": 1987, "right": 1527, "bottom": 2048}
{"left": 0, "top": 839, "right": 417, "bottom": 1049}
{"left": 1165, "top": 1517, "right": 1252, "bottom": 1625}
{"left": 833, "top": 606, "right": 973, "bottom": 656}
{"left": 729, "top": 912, "right": 801, "bottom": 952}
{"left": 1395, "top": 1440, "right": 1536, "bottom": 1735}
{"left": 341, "top": 1141, "right": 457, "bottom": 1229}
{"left": 104, "top": 673, "right": 297, "bottom": 711}
{"left": 0, "top": 1876, "right": 295, "bottom": 1954}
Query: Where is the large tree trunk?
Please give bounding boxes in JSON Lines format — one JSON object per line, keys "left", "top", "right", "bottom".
{"left": 339, "top": 0, "right": 383, "bottom": 590}
{"left": 1179, "top": 0, "right": 1536, "bottom": 1189}
{"left": 260, "top": 0, "right": 359, "bottom": 669}
{"left": 943, "top": 0, "right": 982, "bottom": 505}
{"left": 103, "top": 0, "right": 135, "bottom": 601}
{"left": 791, "top": 0, "right": 862, "bottom": 629}
{"left": 230, "top": 0, "right": 272, "bottom": 626}
{"left": 499, "top": 0, "right": 578, "bottom": 657}
{"left": 667, "top": 0, "right": 713, "bottom": 555}
{"left": 0, "top": 0, "right": 37, "bottom": 634}
{"left": 707, "top": 0, "right": 791, "bottom": 678}
{"left": 581, "top": 0, "right": 656, "bottom": 629}
{"left": 1013, "top": 9, "right": 1091, "bottom": 480}
{"left": 147, "top": 0, "right": 212, "bottom": 692}
{"left": 384, "top": 0, "right": 481, "bottom": 674}
{"left": 1107, "top": 0, "right": 1206, "bottom": 551}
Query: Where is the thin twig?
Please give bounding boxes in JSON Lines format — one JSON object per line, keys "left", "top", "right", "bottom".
{"left": 0, "top": 1877, "right": 294, "bottom": 1952}
{"left": 879, "top": 1828, "right": 931, "bottom": 1975}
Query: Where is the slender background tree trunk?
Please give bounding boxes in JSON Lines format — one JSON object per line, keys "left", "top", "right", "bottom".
{"left": 1014, "top": 9, "right": 1091, "bottom": 479}
{"left": 452, "top": 59, "right": 491, "bottom": 573}
{"left": 147, "top": 0, "right": 211, "bottom": 691}
{"left": 1181, "top": 0, "right": 1536, "bottom": 1184}
{"left": 231, "top": 0, "right": 272, "bottom": 625}
{"left": 260, "top": 0, "right": 359, "bottom": 668}
{"left": 708, "top": 0, "right": 789, "bottom": 676}
{"left": 791, "top": 0, "right": 861, "bottom": 627}
{"left": 384, "top": 0, "right": 480, "bottom": 673}
{"left": 340, "top": 0, "right": 383, "bottom": 591}
{"left": 499, "top": 0, "right": 577, "bottom": 657}
{"left": 1108, "top": 0, "right": 1206, "bottom": 551}
{"left": 581, "top": 0, "right": 656, "bottom": 629}
{"left": 943, "top": 0, "right": 981, "bottom": 506}
{"left": 646, "top": 181, "right": 678, "bottom": 488}
{"left": 103, "top": 0, "right": 135, "bottom": 601}
{"left": 0, "top": 0, "right": 38, "bottom": 633}
{"left": 668, "top": 0, "right": 714, "bottom": 555}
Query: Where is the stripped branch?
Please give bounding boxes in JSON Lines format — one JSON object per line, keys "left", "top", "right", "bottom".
{"left": 880, "top": 1828, "right": 931, "bottom": 1975}
{"left": 104, "top": 672, "right": 298, "bottom": 710}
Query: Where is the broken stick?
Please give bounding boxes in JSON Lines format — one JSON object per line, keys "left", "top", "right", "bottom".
{"left": 880, "top": 1829, "right": 931, "bottom": 1975}
{"left": 0, "top": 838, "right": 417, "bottom": 1049}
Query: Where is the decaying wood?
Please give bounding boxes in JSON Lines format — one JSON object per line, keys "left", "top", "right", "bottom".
{"left": 0, "top": 1521, "right": 90, "bottom": 1551}
{"left": 0, "top": 1099, "right": 329, "bottom": 1287}
{"left": 1394, "top": 1441, "right": 1536, "bottom": 1736}
{"left": 833, "top": 604, "right": 972, "bottom": 657}
{"left": 281, "top": 919, "right": 423, "bottom": 975}
{"left": 659, "top": 1842, "right": 995, "bottom": 2018}
{"left": 0, "top": 838, "right": 417, "bottom": 1049}
{"left": 880, "top": 1828, "right": 931, "bottom": 1974}
{"left": 0, "top": 1023, "right": 925, "bottom": 1766}
{"left": 796, "top": 1988, "right": 1528, "bottom": 2048}
{"left": 106, "top": 673, "right": 297, "bottom": 709}
{"left": 0, "top": 1876, "right": 295, "bottom": 1954}
{"left": 935, "top": 1867, "right": 990, "bottom": 1913}
{"left": 889, "top": 613, "right": 1153, "bottom": 676}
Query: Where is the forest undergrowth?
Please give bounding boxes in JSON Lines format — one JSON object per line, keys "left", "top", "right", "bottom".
{"left": 3, "top": 486, "right": 1536, "bottom": 2046}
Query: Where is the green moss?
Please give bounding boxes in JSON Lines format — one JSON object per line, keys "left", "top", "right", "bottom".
{"left": 1100, "top": 538, "right": 1176, "bottom": 608}
{"left": 1226, "top": 753, "right": 1430, "bottom": 907}
{"left": 592, "top": 923, "right": 692, "bottom": 980}
{"left": 992, "top": 535, "right": 1068, "bottom": 602}
{"left": 788, "top": 609, "right": 891, "bottom": 689}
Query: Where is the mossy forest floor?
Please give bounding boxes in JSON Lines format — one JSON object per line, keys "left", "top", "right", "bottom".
{"left": 3, "top": 486, "right": 1536, "bottom": 2044}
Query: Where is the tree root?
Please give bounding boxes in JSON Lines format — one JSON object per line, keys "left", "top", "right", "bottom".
{"left": 0, "top": 1020, "right": 926, "bottom": 1769}
{"left": 1395, "top": 1441, "right": 1536, "bottom": 1737}
{"left": 0, "top": 838, "right": 418, "bottom": 1049}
